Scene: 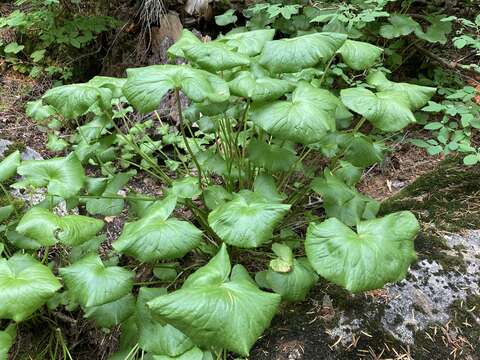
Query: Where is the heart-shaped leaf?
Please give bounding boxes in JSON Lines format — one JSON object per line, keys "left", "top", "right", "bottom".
{"left": 137, "top": 287, "right": 194, "bottom": 356}
{"left": 379, "top": 15, "right": 421, "bottom": 39}
{"left": 26, "top": 100, "right": 57, "bottom": 121}
{"left": 305, "top": 211, "right": 419, "bottom": 292}
{"left": 312, "top": 170, "right": 379, "bottom": 226}
{"left": 219, "top": 29, "right": 275, "bottom": 56}
{"left": 0, "top": 254, "right": 62, "bottom": 321}
{"left": 84, "top": 293, "right": 135, "bottom": 328}
{"left": 123, "top": 65, "right": 230, "bottom": 113}
{"left": 16, "top": 207, "right": 104, "bottom": 246}
{"left": 259, "top": 32, "right": 347, "bottom": 73}
{"left": 113, "top": 196, "right": 202, "bottom": 262}
{"left": 228, "top": 71, "right": 294, "bottom": 102}
{"left": 337, "top": 39, "right": 383, "bottom": 70}
{"left": 208, "top": 191, "right": 290, "bottom": 248}
{"left": 42, "top": 84, "right": 112, "bottom": 119}
{"left": 168, "top": 29, "right": 202, "bottom": 58}
{"left": 59, "top": 254, "right": 134, "bottom": 307}
{"left": 183, "top": 42, "right": 250, "bottom": 72}
{"left": 87, "top": 76, "right": 127, "bottom": 99}
{"left": 15, "top": 153, "right": 85, "bottom": 198}
{"left": 366, "top": 71, "right": 436, "bottom": 109}
{"left": 148, "top": 244, "right": 281, "bottom": 356}
{"left": 251, "top": 82, "right": 338, "bottom": 144}
{"left": 247, "top": 139, "right": 298, "bottom": 172}
{"left": 341, "top": 87, "right": 416, "bottom": 132}
{"left": 0, "top": 150, "right": 20, "bottom": 183}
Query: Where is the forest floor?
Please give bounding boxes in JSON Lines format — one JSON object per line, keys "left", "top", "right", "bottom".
{"left": 1, "top": 66, "right": 480, "bottom": 360}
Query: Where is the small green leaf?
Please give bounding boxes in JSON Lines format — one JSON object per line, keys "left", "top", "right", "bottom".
{"left": 219, "top": 29, "right": 275, "bottom": 56}
{"left": 215, "top": 9, "right": 237, "bottom": 26}
{"left": 59, "top": 254, "right": 134, "bottom": 307}
{"left": 379, "top": 15, "right": 420, "bottom": 39}
{"left": 337, "top": 40, "right": 383, "bottom": 70}
{"left": 4, "top": 42, "right": 24, "bottom": 54}
{"left": 0, "top": 254, "right": 62, "bottom": 321}
{"left": 168, "top": 29, "right": 202, "bottom": 58}
{"left": 0, "top": 150, "right": 21, "bottom": 183}
{"left": 463, "top": 154, "right": 479, "bottom": 165}
{"left": 247, "top": 139, "right": 298, "bottom": 172}
{"left": 183, "top": 42, "right": 250, "bottom": 72}
{"left": 25, "top": 100, "right": 57, "bottom": 121}
{"left": 47, "top": 133, "right": 68, "bottom": 152}
{"left": 167, "top": 176, "right": 201, "bottom": 200}
{"left": 306, "top": 211, "right": 419, "bottom": 292}
{"left": 228, "top": 71, "right": 294, "bottom": 102}
{"left": 84, "top": 294, "right": 135, "bottom": 328}
{"left": 30, "top": 49, "right": 46, "bottom": 62}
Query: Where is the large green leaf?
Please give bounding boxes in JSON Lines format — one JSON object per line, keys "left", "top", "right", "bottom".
{"left": 0, "top": 254, "right": 61, "bottom": 321}
{"left": 150, "top": 347, "right": 208, "bottom": 360}
{"left": 0, "top": 324, "right": 16, "bottom": 360}
{"left": 259, "top": 32, "right": 347, "bottom": 73}
{"left": 15, "top": 153, "right": 85, "bottom": 198}
{"left": 123, "top": 65, "right": 230, "bottom": 113}
{"left": 0, "top": 150, "right": 20, "bottom": 183}
{"left": 311, "top": 170, "right": 379, "bottom": 226}
{"left": 183, "top": 42, "right": 250, "bottom": 72}
{"left": 340, "top": 87, "right": 416, "bottom": 132}
{"left": 366, "top": 71, "right": 436, "bottom": 109}
{"left": 167, "top": 29, "right": 202, "bottom": 58}
{"left": 251, "top": 83, "right": 338, "bottom": 144}
{"left": 247, "top": 139, "right": 298, "bottom": 172}
{"left": 16, "top": 207, "right": 104, "bottom": 246}
{"left": 42, "top": 84, "right": 112, "bottom": 119}
{"left": 113, "top": 196, "right": 202, "bottom": 262}
{"left": 84, "top": 294, "right": 135, "bottom": 328}
{"left": 337, "top": 39, "right": 383, "bottom": 71}
{"left": 59, "top": 254, "right": 134, "bottom": 307}
{"left": 228, "top": 71, "right": 294, "bottom": 102}
{"left": 208, "top": 191, "right": 290, "bottom": 248}
{"left": 255, "top": 244, "right": 318, "bottom": 301}
{"left": 137, "top": 287, "right": 194, "bottom": 356}
{"left": 305, "top": 211, "right": 419, "bottom": 292}
{"left": 219, "top": 29, "right": 275, "bottom": 56}
{"left": 87, "top": 76, "right": 126, "bottom": 99}
{"left": 148, "top": 244, "right": 281, "bottom": 356}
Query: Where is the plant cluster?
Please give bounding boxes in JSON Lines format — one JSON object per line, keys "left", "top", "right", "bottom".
{"left": 0, "top": 0, "right": 120, "bottom": 80}
{"left": 0, "top": 20, "right": 440, "bottom": 358}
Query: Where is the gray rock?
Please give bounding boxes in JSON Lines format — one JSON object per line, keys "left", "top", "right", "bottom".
{"left": 0, "top": 139, "right": 43, "bottom": 161}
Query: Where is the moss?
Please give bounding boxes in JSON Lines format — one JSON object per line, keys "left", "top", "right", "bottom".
{"left": 381, "top": 156, "right": 480, "bottom": 231}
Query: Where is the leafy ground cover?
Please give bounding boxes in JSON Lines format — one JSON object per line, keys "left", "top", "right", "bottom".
{"left": 0, "top": 0, "right": 479, "bottom": 359}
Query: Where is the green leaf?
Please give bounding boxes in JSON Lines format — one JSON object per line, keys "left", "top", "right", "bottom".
{"left": 137, "top": 287, "right": 194, "bottom": 356}
{"left": 150, "top": 347, "right": 207, "bottom": 360}
{"left": 0, "top": 205, "right": 14, "bottom": 223}
{"left": 59, "top": 254, "right": 134, "bottom": 307}
{"left": 259, "top": 257, "right": 318, "bottom": 301}
{"left": 16, "top": 207, "right": 104, "bottom": 246}
{"left": 84, "top": 294, "right": 135, "bottom": 328}
{"left": 30, "top": 49, "right": 46, "bottom": 62}
{"left": 366, "top": 71, "right": 436, "bottom": 110}
{"left": 269, "top": 243, "right": 293, "bottom": 273}
{"left": 183, "top": 42, "right": 250, "bottom": 72}
{"left": 15, "top": 153, "right": 85, "bottom": 198}
{"left": 208, "top": 191, "right": 290, "bottom": 248}
{"left": 42, "top": 84, "right": 112, "bottom": 119}
{"left": 463, "top": 154, "right": 479, "bottom": 165}
{"left": 312, "top": 170, "right": 379, "bottom": 226}
{"left": 415, "top": 15, "right": 452, "bottom": 44}
{"left": 85, "top": 171, "right": 135, "bottom": 216}
{"left": 148, "top": 244, "right": 281, "bottom": 356}
{"left": 259, "top": 32, "right": 347, "bottom": 73}
{"left": 0, "top": 150, "right": 20, "bottom": 183}
{"left": 247, "top": 139, "right": 298, "bottom": 172}
{"left": 253, "top": 174, "right": 285, "bottom": 203}
{"left": 0, "top": 254, "right": 61, "bottom": 321}
{"left": 113, "top": 196, "right": 202, "bottom": 262}
{"left": 202, "top": 185, "right": 232, "bottom": 210}
{"left": 228, "top": 71, "right": 294, "bottom": 102}
{"left": 219, "top": 29, "right": 275, "bottom": 56}
{"left": 25, "top": 100, "right": 56, "bottom": 121}
{"left": 87, "top": 76, "right": 126, "bottom": 98}
{"left": 123, "top": 65, "right": 229, "bottom": 113}
{"left": 167, "top": 176, "right": 202, "bottom": 200}
{"left": 379, "top": 15, "right": 421, "bottom": 39}
{"left": 334, "top": 160, "right": 362, "bottom": 186}
{"left": 340, "top": 87, "right": 416, "bottom": 132}
{"left": 337, "top": 40, "right": 383, "bottom": 70}
{"left": 4, "top": 42, "right": 24, "bottom": 54}
{"left": 305, "top": 211, "right": 419, "bottom": 292}
{"left": 168, "top": 29, "right": 202, "bottom": 59}
{"left": 215, "top": 9, "right": 237, "bottom": 26}
{"left": 47, "top": 133, "right": 68, "bottom": 152}
{"left": 0, "top": 324, "right": 16, "bottom": 360}
{"left": 251, "top": 82, "right": 338, "bottom": 144}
